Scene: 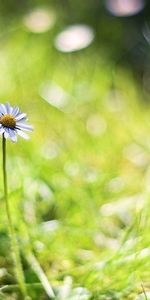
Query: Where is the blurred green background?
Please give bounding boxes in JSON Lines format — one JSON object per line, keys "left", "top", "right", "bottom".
{"left": 0, "top": 0, "right": 150, "bottom": 299}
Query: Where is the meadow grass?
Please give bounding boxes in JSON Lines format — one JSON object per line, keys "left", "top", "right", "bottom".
{"left": 0, "top": 16, "right": 149, "bottom": 300}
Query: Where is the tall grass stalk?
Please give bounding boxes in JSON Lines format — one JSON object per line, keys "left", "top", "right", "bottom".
{"left": 2, "top": 134, "right": 28, "bottom": 299}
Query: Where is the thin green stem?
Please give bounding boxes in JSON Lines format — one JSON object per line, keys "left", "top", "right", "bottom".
{"left": 2, "top": 134, "right": 28, "bottom": 299}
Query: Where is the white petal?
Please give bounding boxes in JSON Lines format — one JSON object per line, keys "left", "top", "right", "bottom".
{"left": 9, "top": 105, "right": 13, "bottom": 114}
{"left": 0, "top": 104, "right": 7, "bottom": 114}
{"left": 16, "top": 122, "right": 33, "bottom": 131}
{"left": 15, "top": 118, "right": 29, "bottom": 124}
{"left": 16, "top": 129, "right": 29, "bottom": 140}
{"left": 5, "top": 103, "right": 11, "bottom": 114}
{"left": 8, "top": 128, "right": 17, "bottom": 142}
{"left": 15, "top": 113, "right": 27, "bottom": 121}
{"left": 12, "top": 106, "right": 20, "bottom": 116}
{"left": 0, "top": 126, "right": 4, "bottom": 134}
{"left": 4, "top": 128, "right": 9, "bottom": 139}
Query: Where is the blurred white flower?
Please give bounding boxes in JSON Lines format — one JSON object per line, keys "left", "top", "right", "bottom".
{"left": 54, "top": 24, "right": 94, "bottom": 53}
{"left": 41, "top": 141, "right": 60, "bottom": 160}
{"left": 40, "top": 81, "right": 73, "bottom": 112}
{"left": 86, "top": 114, "right": 107, "bottom": 137}
{"left": 123, "top": 143, "right": 149, "bottom": 167}
{"left": 41, "top": 220, "right": 59, "bottom": 233}
{"left": 23, "top": 8, "right": 56, "bottom": 33}
{"left": 106, "top": 176, "right": 125, "bottom": 193}
{"left": 105, "top": 0, "right": 145, "bottom": 17}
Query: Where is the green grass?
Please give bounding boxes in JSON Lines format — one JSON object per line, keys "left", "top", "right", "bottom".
{"left": 0, "top": 12, "right": 150, "bottom": 300}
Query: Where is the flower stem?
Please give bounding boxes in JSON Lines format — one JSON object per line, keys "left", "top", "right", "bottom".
{"left": 2, "top": 134, "right": 28, "bottom": 299}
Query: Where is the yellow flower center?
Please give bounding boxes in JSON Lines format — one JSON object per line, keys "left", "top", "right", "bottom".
{"left": 0, "top": 114, "right": 16, "bottom": 129}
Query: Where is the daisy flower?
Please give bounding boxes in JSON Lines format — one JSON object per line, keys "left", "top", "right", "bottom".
{"left": 0, "top": 103, "right": 33, "bottom": 142}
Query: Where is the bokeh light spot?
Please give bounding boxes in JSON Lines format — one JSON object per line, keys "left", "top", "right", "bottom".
{"left": 105, "top": 0, "right": 145, "bottom": 17}
{"left": 54, "top": 24, "right": 95, "bottom": 53}
{"left": 23, "top": 8, "right": 56, "bottom": 33}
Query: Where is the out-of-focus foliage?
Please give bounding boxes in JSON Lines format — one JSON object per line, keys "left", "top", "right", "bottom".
{"left": 0, "top": 0, "right": 150, "bottom": 299}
